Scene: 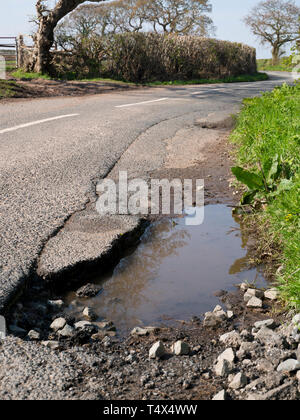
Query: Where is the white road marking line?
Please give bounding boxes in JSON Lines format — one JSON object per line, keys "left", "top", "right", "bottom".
{"left": 0, "top": 114, "right": 79, "bottom": 135}
{"left": 115, "top": 98, "right": 169, "bottom": 108}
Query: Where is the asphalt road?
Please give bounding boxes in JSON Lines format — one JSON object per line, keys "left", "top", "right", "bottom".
{"left": 0, "top": 71, "right": 294, "bottom": 312}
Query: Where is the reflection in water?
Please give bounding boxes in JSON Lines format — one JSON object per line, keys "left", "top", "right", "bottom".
{"left": 65, "top": 205, "right": 266, "bottom": 332}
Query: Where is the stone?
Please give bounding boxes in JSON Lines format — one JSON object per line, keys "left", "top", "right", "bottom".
{"left": 131, "top": 327, "right": 149, "bottom": 336}
{"left": 219, "top": 331, "right": 241, "bottom": 348}
{"left": 240, "top": 283, "right": 249, "bottom": 291}
{"left": 218, "top": 348, "right": 235, "bottom": 365}
{"left": 215, "top": 359, "right": 230, "bottom": 377}
{"left": 256, "top": 327, "right": 282, "bottom": 347}
{"left": 48, "top": 300, "right": 64, "bottom": 309}
{"left": 229, "top": 372, "right": 247, "bottom": 390}
{"left": 277, "top": 359, "right": 300, "bottom": 373}
{"left": 27, "top": 330, "right": 40, "bottom": 341}
{"left": 213, "top": 305, "right": 223, "bottom": 313}
{"left": 297, "top": 344, "right": 300, "bottom": 362}
{"left": 203, "top": 312, "right": 223, "bottom": 328}
{"left": 244, "top": 289, "right": 263, "bottom": 302}
{"left": 91, "top": 331, "right": 116, "bottom": 341}
{"left": 82, "top": 307, "right": 97, "bottom": 321}
{"left": 254, "top": 319, "right": 276, "bottom": 330}
{"left": 244, "top": 292, "right": 253, "bottom": 302}
{"left": 95, "top": 321, "right": 116, "bottom": 331}
{"left": 291, "top": 326, "right": 300, "bottom": 342}
{"left": 296, "top": 371, "right": 300, "bottom": 382}
{"left": 247, "top": 297, "right": 263, "bottom": 308}
{"left": 292, "top": 314, "right": 300, "bottom": 325}
{"left": 0, "top": 315, "right": 6, "bottom": 340}
{"left": 76, "top": 284, "right": 101, "bottom": 298}
{"left": 236, "top": 342, "right": 258, "bottom": 360}
{"left": 58, "top": 324, "right": 75, "bottom": 338}
{"left": 172, "top": 341, "right": 190, "bottom": 356}
{"left": 149, "top": 341, "right": 166, "bottom": 359}
{"left": 50, "top": 318, "right": 66, "bottom": 332}
{"left": 227, "top": 311, "right": 234, "bottom": 319}
{"left": 74, "top": 320, "right": 92, "bottom": 330}
{"left": 214, "top": 310, "right": 227, "bottom": 320}
{"left": 41, "top": 341, "right": 60, "bottom": 350}
{"left": 264, "top": 289, "right": 279, "bottom": 301}
{"left": 212, "top": 390, "right": 227, "bottom": 401}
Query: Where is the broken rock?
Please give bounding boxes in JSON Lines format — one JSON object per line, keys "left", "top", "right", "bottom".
{"left": 264, "top": 289, "right": 279, "bottom": 301}
{"left": 50, "top": 318, "right": 66, "bottom": 332}
{"left": 218, "top": 348, "right": 235, "bottom": 365}
{"left": 82, "top": 307, "right": 97, "bottom": 321}
{"left": 229, "top": 372, "right": 247, "bottom": 390}
{"left": 219, "top": 331, "right": 241, "bottom": 348}
{"left": 172, "top": 341, "right": 190, "bottom": 356}
{"left": 247, "top": 297, "right": 263, "bottom": 308}
{"left": 215, "top": 359, "right": 230, "bottom": 377}
{"left": 0, "top": 315, "right": 6, "bottom": 340}
{"left": 277, "top": 359, "right": 300, "bottom": 373}
{"left": 58, "top": 324, "right": 75, "bottom": 338}
{"left": 254, "top": 319, "right": 276, "bottom": 330}
{"left": 212, "top": 390, "right": 227, "bottom": 400}
{"left": 149, "top": 341, "right": 166, "bottom": 359}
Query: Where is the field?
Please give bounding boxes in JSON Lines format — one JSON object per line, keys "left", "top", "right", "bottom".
{"left": 257, "top": 57, "right": 297, "bottom": 73}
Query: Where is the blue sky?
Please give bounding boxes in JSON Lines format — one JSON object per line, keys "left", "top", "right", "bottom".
{"left": 0, "top": 0, "right": 298, "bottom": 58}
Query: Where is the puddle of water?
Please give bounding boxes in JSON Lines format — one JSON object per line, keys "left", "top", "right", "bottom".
{"left": 65, "top": 205, "right": 266, "bottom": 332}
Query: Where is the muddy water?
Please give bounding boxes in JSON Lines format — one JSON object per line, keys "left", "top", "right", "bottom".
{"left": 65, "top": 205, "right": 266, "bottom": 332}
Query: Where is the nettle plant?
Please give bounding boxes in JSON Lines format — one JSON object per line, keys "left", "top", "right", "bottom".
{"left": 231, "top": 154, "right": 294, "bottom": 207}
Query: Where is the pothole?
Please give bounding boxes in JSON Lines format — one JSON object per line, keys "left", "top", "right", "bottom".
{"left": 5, "top": 204, "right": 268, "bottom": 344}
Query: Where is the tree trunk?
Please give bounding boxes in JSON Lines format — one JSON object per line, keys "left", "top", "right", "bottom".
{"left": 272, "top": 45, "right": 280, "bottom": 66}
{"left": 30, "top": 0, "right": 105, "bottom": 74}
{"left": 31, "top": 18, "right": 56, "bottom": 73}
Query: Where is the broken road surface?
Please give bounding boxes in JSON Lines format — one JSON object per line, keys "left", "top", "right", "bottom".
{"left": 0, "top": 72, "right": 294, "bottom": 312}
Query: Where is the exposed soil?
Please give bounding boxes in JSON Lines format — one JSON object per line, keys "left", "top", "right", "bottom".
{"left": 2, "top": 77, "right": 141, "bottom": 100}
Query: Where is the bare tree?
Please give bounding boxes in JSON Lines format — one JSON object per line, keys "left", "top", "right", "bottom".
{"left": 31, "top": 0, "right": 110, "bottom": 73}
{"left": 55, "top": 0, "right": 213, "bottom": 48}
{"left": 55, "top": 0, "right": 149, "bottom": 47}
{"left": 143, "top": 0, "right": 214, "bottom": 36}
{"left": 244, "top": 0, "right": 300, "bottom": 65}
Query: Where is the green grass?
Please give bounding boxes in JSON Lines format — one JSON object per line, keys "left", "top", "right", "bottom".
{"left": 257, "top": 57, "right": 298, "bottom": 73}
{"left": 0, "top": 80, "right": 20, "bottom": 98}
{"left": 5, "top": 60, "right": 16, "bottom": 71}
{"left": 231, "top": 82, "right": 300, "bottom": 309}
{"left": 11, "top": 69, "right": 268, "bottom": 85}
{"left": 11, "top": 69, "right": 52, "bottom": 80}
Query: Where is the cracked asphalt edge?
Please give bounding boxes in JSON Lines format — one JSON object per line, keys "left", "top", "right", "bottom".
{"left": 0, "top": 110, "right": 235, "bottom": 314}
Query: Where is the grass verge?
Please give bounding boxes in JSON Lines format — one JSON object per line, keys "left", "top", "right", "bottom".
{"left": 11, "top": 70, "right": 268, "bottom": 85}
{"left": 257, "top": 58, "right": 296, "bottom": 73}
{"left": 11, "top": 69, "right": 52, "bottom": 80}
{"left": 0, "top": 80, "right": 21, "bottom": 99}
{"left": 231, "top": 82, "right": 300, "bottom": 309}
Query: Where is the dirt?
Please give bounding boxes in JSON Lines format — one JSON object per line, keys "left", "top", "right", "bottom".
{"left": 2, "top": 77, "right": 141, "bottom": 100}
{"left": 151, "top": 130, "right": 237, "bottom": 208}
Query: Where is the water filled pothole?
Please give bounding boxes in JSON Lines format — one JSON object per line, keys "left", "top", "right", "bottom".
{"left": 64, "top": 205, "right": 266, "bottom": 333}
